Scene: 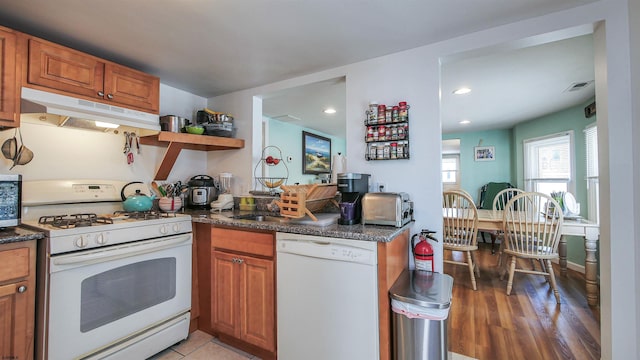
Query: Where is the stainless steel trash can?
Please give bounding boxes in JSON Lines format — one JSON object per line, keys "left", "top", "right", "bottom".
{"left": 389, "top": 269, "right": 454, "bottom": 360}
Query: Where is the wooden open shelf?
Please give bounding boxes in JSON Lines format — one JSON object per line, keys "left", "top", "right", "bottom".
{"left": 140, "top": 131, "right": 245, "bottom": 180}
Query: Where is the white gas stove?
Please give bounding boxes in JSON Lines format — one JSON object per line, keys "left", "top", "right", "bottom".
{"left": 23, "top": 180, "right": 193, "bottom": 360}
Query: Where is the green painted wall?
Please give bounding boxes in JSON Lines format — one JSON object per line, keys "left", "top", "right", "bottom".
{"left": 267, "top": 118, "right": 346, "bottom": 186}
{"left": 512, "top": 98, "right": 596, "bottom": 268}
{"left": 443, "top": 129, "right": 513, "bottom": 204}
{"left": 444, "top": 98, "right": 597, "bottom": 268}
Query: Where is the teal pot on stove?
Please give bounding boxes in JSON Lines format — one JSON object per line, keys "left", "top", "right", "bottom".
{"left": 121, "top": 181, "right": 156, "bottom": 212}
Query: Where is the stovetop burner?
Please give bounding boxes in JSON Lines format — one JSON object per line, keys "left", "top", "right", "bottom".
{"left": 36, "top": 211, "right": 181, "bottom": 229}
{"left": 112, "top": 210, "right": 178, "bottom": 220}
{"left": 39, "top": 213, "right": 114, "bottom": 229}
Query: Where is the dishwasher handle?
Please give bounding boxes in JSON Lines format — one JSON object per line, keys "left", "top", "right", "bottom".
{"left": 277, "top": 238, "right": 377, "bottom": 265}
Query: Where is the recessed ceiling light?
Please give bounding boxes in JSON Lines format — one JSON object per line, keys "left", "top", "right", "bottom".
{"left": 453, "top": 87, "right": 471, "bottom": 95}
{"left": 324, "top": 108, "right": 336, "bottom": 114}
{"left": 459, "top": 120, "right": 471, "bottom": 125}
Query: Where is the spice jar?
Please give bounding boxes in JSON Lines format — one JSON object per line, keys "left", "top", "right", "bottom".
{"left": 378, "top": 125, "right": 386, "bottom": 141}
{"left": 385, "top": 108, "right": 392, "bottom": 123}
{"left": 390, "top": 142, "right": 398, "bottom": 159}
{"left": 398, "top": 102, "right": 409, "bottom": 122}
{"left": 397, "top": 142, "right": 404, "bottom": 158}
{"left": 383, "top": 143, "right": 391, "bottom": 159}
{"left": 369, "top": 145, "right": 377, "bottom": 160}
{"left": 367, "top": 126, "right": 374, "bottom": 141}
{"left": 367, "top": 102, "right": 378, "bottom": 124}
{"left": 392, "top": 106, "right": 399, "bottom": 122}
{"left": 377, "top": 104, "right": 386, "bottom": 124}
{"left": 391, "top": 125, "right": 398, "bottom": 140}
{"left": 397, "top": 125, "right": 405, "bottom": 139}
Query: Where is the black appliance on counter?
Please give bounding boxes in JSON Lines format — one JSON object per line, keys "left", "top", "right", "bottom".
{"left": 187, "top": 175, "right": 218, "bottom": 209}
{"left": 337, "top": 173, "right": 370, "bottom": 225}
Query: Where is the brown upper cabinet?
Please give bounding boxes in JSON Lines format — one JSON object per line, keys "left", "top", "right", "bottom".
{"left": 24, "top": 36, "right": 159, "bottom": 114}
{"left": 0, "top": 26, "right": 19, "bottom": 126}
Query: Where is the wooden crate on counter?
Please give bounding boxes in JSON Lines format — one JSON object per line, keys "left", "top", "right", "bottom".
{"left": 277, "top": 184, "right": 339, "bottom": 221}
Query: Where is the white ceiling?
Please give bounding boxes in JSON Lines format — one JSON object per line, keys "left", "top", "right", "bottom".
{"left": 0, "top": 0, "right": 596, "bottom": 136}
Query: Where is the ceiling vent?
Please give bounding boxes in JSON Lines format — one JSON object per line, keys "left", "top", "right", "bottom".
{"left": 564, "top": 81, "right": 594, "bottom": 92}
{"left": 271, "top": 114, "right": 301, "bottom": 122}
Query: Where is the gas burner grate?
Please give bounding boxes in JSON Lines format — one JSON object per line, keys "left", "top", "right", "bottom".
{"left": 112, "top": 211, "right": 178, "bottom": 220}
{"left": 39, "top": 213, "right": 114, "bottom": 229}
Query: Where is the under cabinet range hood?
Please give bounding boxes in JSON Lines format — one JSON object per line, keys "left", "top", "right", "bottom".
{"left": 20, "top": 87, "right": 161, "bottom": 131}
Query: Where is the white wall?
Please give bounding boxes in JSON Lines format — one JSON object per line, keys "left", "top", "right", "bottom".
{"left": 0, "top": 84, "right": 207, "bottom": 183}
{"left": 207, "top": 1, "right": 638, "bottom": 357}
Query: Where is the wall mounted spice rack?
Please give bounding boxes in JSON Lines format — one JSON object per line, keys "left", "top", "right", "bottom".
{"left": 364, "top": 101, "right": 410, "bottom": 161}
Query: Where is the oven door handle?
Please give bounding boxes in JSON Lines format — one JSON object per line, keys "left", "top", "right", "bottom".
{"left": 51, "top": 235, "right": 192, "bottom": 269}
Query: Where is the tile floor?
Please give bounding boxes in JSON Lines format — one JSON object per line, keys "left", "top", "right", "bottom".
{"left": 149, "top": 330, "right": 476, "bottom": 360}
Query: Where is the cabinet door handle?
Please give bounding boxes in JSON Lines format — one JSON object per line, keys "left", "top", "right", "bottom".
{"left": 17, "top": 285, "right": 27, "bottom": 293}
{"left": 107, "top": 94, "right": 114, "bottom": 99}
{"left": 236, "top": 258, "right": 244, "bottom": 264}
{"left": 98, "top": 91, "right": 104, "bottom": 97}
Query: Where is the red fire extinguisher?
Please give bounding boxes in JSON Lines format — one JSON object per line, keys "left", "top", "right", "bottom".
{"left": 412, "top": 229, "right": 437, "bottom": 272}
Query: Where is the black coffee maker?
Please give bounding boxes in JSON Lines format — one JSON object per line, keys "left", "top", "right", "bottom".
{"left": 337, "top": 173, "right": 370, "bottom": 225}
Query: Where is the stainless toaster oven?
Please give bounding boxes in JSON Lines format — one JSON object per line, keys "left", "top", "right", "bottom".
{"left": 362, "top": 192, "right": 413, "bottom": 227}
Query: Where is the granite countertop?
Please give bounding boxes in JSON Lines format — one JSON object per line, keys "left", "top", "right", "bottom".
{"left": 186, "top": 210, "right": 412, "bottom": 242}
{"left": 0, "top": 226, "right": 45, "bottom": 245}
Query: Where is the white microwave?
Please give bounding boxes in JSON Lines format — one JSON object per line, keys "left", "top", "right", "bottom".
{"left": 0, "top": 174, "right": 21, "bottom": 227}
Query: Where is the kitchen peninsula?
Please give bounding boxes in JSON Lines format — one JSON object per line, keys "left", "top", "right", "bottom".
{"left": 190, "top": 212, "right": 411, "bottom": 360}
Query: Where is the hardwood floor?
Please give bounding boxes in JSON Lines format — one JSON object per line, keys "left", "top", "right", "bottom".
{"left": 445, "top": 241, "right": 601, "bottom": 360}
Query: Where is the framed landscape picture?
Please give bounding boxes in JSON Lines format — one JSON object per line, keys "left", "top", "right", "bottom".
{"left": 302, "top": 131, "right": 331, "bottom": 174}
{"left": 474, "top": 146, "right": 495, "bottom": 161}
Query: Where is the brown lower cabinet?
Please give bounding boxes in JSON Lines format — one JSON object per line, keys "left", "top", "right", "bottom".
{"left": 0, "top": 240, "right": 36, "bottom": 360}
{"left": 194, "top": 224, "right": 276, "bottom": 360}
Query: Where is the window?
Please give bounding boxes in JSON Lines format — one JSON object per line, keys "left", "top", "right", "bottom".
{"left": 585, "top": 124, "right": 599, "bottom": 223}
{"left": 442, "top": 154, "right": 460, "bottom": 186}
{"left": 523, "top": 131, "right": 574, "bottom": 196}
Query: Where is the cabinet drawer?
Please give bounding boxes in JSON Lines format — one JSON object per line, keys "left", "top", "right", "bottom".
{"left": 212, "top": 228, "right": 274, "bottom": 257}
{"left": 0, "top": 246, "right": 30, "bottom": 283}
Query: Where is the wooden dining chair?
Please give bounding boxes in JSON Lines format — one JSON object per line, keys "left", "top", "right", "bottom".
{"left": 492, "top": 188, "right": 525, "bottom": 264}
{"left": 500, "top": 192, "right": 564, "bottom": 303}
{"left": 443, "top": 190, "right": 480, "bottom": 290}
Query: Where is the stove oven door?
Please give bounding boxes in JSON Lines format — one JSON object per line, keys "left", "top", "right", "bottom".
{"left": 44, "top": 234, "right": 192, "bottom": 360}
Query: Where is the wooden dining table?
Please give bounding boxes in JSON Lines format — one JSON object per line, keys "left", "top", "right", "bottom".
{"left": 473, "top": 209, "right": 600, "bottom": 306}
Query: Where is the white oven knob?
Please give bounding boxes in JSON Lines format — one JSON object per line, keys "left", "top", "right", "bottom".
{"left": 160, "top": 225, "right": 169, "bottom": 234}
{"left": 95, "top": 233, "right": 108, "bottom": 245}
{"left": 74, "top": 236, "right": 88, "bottom": 248}
{"left": 172, "top": 224, "right": 180, "bottom": 233}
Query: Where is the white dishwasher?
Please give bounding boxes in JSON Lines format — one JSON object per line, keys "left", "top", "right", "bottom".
{"left": 276, "top": 232, "right": 379, "bottom": 360}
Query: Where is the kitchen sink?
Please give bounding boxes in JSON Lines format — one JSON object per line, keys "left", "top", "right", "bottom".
{"left": 230, "top": 214, "right": 284, "bottom": 222}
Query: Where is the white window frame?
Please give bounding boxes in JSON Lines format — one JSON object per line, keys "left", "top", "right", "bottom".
{"left": 442, "top": 154, "right": 460, "bottom": 190}
{"left": 523, "top": 131, "right": 576, "bottom": 195}
{"left": 585, "top": 123, "right": 599, "bottom": 223}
